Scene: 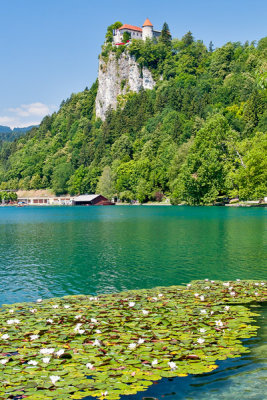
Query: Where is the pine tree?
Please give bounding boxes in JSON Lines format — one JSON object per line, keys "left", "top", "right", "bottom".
{"left": 159, "top": 22, "right": 172, "bottom": 46}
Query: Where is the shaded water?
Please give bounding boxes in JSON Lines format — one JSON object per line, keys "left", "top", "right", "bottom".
{"left": 0, "top": 206, "right": 266, "bottom": 399}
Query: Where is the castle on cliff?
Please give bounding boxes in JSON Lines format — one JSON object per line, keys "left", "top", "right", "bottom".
{"left": 113, "top": 18, "right": 161, "bottom": 44}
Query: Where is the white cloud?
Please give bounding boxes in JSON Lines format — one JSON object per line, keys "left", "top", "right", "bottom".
{"left": 0, "top": 102, "right": 57, "bottom": 129}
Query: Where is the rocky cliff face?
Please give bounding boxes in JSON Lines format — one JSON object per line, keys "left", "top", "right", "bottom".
{"left": 95, "top": 52, "right": 155, "bottom": 120}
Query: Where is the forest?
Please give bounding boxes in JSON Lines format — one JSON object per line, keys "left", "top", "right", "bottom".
{"left": 0, "top": 26, "right": 266, "bottom": 204}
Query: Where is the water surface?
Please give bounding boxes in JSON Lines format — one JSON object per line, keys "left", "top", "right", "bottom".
{"left": 0, "top": 206, "right": 266, "bottom": 399}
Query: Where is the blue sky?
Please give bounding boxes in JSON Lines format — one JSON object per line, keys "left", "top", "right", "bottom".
{"left": 0, "top": 0, "right": 266, "bottom": 128}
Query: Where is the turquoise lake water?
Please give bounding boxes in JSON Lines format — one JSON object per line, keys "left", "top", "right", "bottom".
{"left": 0, "top": 206, "right": 266, "bottom": 399}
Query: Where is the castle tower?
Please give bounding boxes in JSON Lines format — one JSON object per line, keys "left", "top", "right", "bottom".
{"left": 142, "top": 18, "right": 153, "bottom": 40}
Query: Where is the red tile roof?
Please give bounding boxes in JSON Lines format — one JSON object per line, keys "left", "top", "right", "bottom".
{"left": 118, "top": 24, "right": 142, "bottom": 32}
{"left": 143, "top": 18, "right": 153, "bottom": 27}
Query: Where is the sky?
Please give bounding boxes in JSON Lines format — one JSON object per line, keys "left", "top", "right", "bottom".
{"left": 0, "top": 0, "right": 266, "bottom": 128}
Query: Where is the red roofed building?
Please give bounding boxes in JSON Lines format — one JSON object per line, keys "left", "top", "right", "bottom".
{"left": 113, "top": 18, "right": 161, "bottom": 44}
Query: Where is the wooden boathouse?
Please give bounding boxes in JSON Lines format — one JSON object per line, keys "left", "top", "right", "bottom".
{"left": 72, "top": 194, "right": 114, "bottom": 206}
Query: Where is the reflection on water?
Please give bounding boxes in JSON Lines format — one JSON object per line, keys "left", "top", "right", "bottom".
{"left": 0, "top": 206, "right": 266, "bottom": 399}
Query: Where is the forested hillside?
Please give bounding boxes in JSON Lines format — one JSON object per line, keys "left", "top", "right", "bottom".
{"left": 0, "top": 29, "right": 266, "bottom": 204}
{"left": 0, "top": 125, "right": 37, "bottom": 142}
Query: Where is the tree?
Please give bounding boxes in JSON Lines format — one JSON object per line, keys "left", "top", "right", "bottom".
{"left": 96, "top": 166, "right": 115, "bottom": 199}
{"left": 159, "top": 22, "right": 172, "bottom": 46}
{"left": 209, "top": 41, "right": 214, "bottom": 52}
{"left": 122, "top": 31, "right": 131, "bottom": 43}
{"left": 182, "top": 31, "right": 194, "bottom": 47}
{"left": 52, "top": 162, "right": 73, "bottom": 195}
{"left": 105, "top": 21, "right": 123, "bottom": 43}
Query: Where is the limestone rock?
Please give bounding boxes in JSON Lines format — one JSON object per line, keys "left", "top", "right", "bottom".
{"left": 95, "top": 51, "right": 155, "bottom": 120}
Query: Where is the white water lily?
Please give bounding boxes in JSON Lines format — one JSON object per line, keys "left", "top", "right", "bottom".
{"left": 152, "top": 297, "right": 158, "bottom": 301}
{"left": 77, "top": 329, "right": 85, "bottom": 334}
{"left": 46, "top": 319, "right": 53, "bottom": 323}
{"left": 92, "top": 339, "right": 101, "bottom": 346}
{"left": 142, "top": 310, "right": 149, "bottom": 315}
{"left": 230, "top": 291, "right": 236, "bottom": 296}
{"left": 215, "top": 320, "right": 223, "bottom": 327}
{"left": 197, "top": 338, "right": 205, "bottom": 344}
{"left": 40, "top": 348, "right": 55, "bottom": 355}
{"left": 210, "top": 311, "right": 214, "bottom": 315}
{"left": 204, "top": 286, "right": 210, "bottom": 290}
{"left": 7, "top": 319, "right": 20, "bottom": 325}
{"left": 261, "top": 282, "right": 265, "bottom": 286}
{"left": 30, "top": 308, "right": 37, "bottom": 313}
{"left": 52, "top": 305, "right": 59, "bottom": 309}
{"left": 74, "top": 323, "right": 82, "bottom": 331}
{"left": 152, "top": 359, "right": 158, "bottom": 366}
{"left": 89, "top": 296, "right": 98, "bottom": 301}
{"left": 9, "top": 309, "right": 14, "bottom": 313}
{"left": 56, "top": 349, "right": 64, "bottom": 357}
{"left": 200, "top": 295, "right": 205, "bottom": 301}
{"left": 101, "top": 391, "right": 108, "bottom": 397}
{"left": 205, "top": 279, "right": 209, "bottom": 281}
{"left": 129, "top": 343, "right": 136, "bottom": 349}
{"left": 128, "top": 302, "right": 135, "bottom": 307}
{"left": 223, "top": 282, "right": 230, "bottom": 287}
{"left": 158, "top": 293, "right": 163, "bottom": 297}
{"left": 86, "top": 362, "right": 94, "bottom": 370}
{"left": 254, "top": 283, "right": 259, "bottom": 286}
{"left": 194, "top": 293, "right": 199, "bottom": 297}
{"left": 64, "top": 305, "right": 70, "bottom": 309}
{"left": 168, "top": 361, "right": 177, "bottom": 370}
{"left": 236, "top": 279, "right": 240, "bottom": 281}
{"left": 255, "top": 292, "right": 259, "bottom": 296}
{"left": 199, "top": 328, "right": 206, "bottom": 333}
{"left": 95, "top": 329, "right": 102, "bottom": 334}
{"left": 200, "top": 309, "right": 207, "bottom": 314}
{"left": 36, "top": 299, "right": 42, "bottom": 303}
{"left": 0, "top": 359, "right": 8, "bottom": 365}
{"left": 91, "top": 318, "right": 98, "bottom": 323}
{"left": 30, "top": 334, "right": 39, "bottom": 340}
{"left": 28, "top": 360, "right": 38, "bottom": 366}
{"left": 42, "top": 357, "right": 50, "bottom": 364}
{"left": 75, "top": 315, "right": 82, "bottom": 319}
{"left": 187, "top": 284, "right": 191, "bottom": 287}
{"left": 50, "top": 375, "right": 60, "bottom": 385}
{"left": 1, "top": 334, "right": 9, "bottom": 340}
{"left": 138, "top": 338, "right": 145, "bottom": 344}
{"left": 211, "top": 280, "right": 215, "bottom": 283}
{"left": 229, "top": 286, "right": 233, "bottom": 291}
{"left": 225, "top": 306, "right": 230, "bottom": 311}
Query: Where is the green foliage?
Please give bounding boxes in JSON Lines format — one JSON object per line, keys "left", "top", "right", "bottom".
{"left": 105, "top": 21, "right": 122, "bottom": 43}
{"left": 122, "top": 31, "right": 131, "bottom": 43}
{"left": 0, "top": 280, "right": 265, "bottom": 399}
{"left": 159, "top": 22, "right": 172, "bottom": 46}
{"left": 0, "top": 191, "right": 17, "bottom": 202}
{"left": 0, "top": 31, "right": 266, "bottom": 204}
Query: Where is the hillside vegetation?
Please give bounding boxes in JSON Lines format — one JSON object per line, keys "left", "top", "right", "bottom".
{"left": 0, "top": 29, "right": 266, "bottom": 204}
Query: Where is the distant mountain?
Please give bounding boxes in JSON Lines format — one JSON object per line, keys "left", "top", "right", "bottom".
{"left": 0, "top": 125, "right": 38, "bottom": 142}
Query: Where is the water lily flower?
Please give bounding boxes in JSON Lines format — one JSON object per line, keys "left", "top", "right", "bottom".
{"left": 91, "top": 318, "right": 98, "bottom": 323}
{"left": 236, "top": 279, "right": 240, "bottom": 281}
{"left": 211, "top": 280, "right": 215, "bottom": 283}
{"left": 77, "top": 329, "right": 85, "bottom": 334}
{"left": 129, "top": 343, "right": 136, "bottom": 349}
{"left": 40, "top": 348, "right": 55, "bottom": 355}
{"left": 28, "top": 360, "right": 38, "bottom": 366}
{"left": 168, "top": 361, "right": 177, "bottom": 370}
{"left": 200, "top": 309, "right": 207, "bottom": 314}
{"left": 52, "top": 305, "right": 59, "bottom": 309}
{"left": 199, "top": 328, "right": 206, "bottom": 333}
{"left": 158, "top": 293, "right": 163, "bottom": 297}
{"left": 152, "top": 297, "right": 158, "bottom": 301}
{"left": 223, "top": 282, "right": 230, "bottom": 287}
{"left": 200, "top": 295, "right": 205, "bottom": 301}
{"left": 254, "top": 283, "right": 259, "bottom": 286}
{"left": 95, "top": 329, "right": 102, "bottom": 334}
{"left": 9, "top": 309, "right": 14, "bottom": 313}
{"left": 229, "top": 286, "right": 233, "bottom": 291}
{"left": 75, "top": 315, "right": 82, "bottom": 319}
{"left": 64, "top": 305, "right": 70, "bottom": 308}
{"left": 230, "top": 291, "right": 236, "bottom": 296}
{"left": 56, "top": 349, "right": 65, "bottom": 357}
{"left": 50, "top": 375, "right": 60, "bottom": 385}
{"left": 1, "top": 334, "right": 9, "bottom": 340}
{"left": 30, "top": 334, "right": 39, "bottom": 340}
{"left": 36, "top": 299, "right": 42, "bottom": 303}
{"left": 187, "top": 284, "right": 191, "bottom": 287}
{"left": 92, "top": 339, "right": 101, "bottom": 346}
{"left": 197, "top": 338, "right": 205, "bottom": 344}
{"left": 142, "top": 310, "right": 149, "bottom": 315}
{"left": 47, "top": 319, "right": 53, "bottom": 323}
{"left": 210, "top": 311, "right": 214, "bottom": 315}
{"left": 138, "top": 338, "right": 145, "bottom": 344}
{"left": 89, "top": 296, "right": 98, "bottom": 301}
{"left": 74, "top": 323, "right": 82, "bottom": 330}
{"left": 86, "top": 362, "right": 94, "bottom": 369}
{"left": 7, "top": 319, "right": 20, "bottom": 325}
{"left": 261, "top": 282, "right": 265, "bottom": 286}
{"left": 215, "top": 320, "right": 223, "bottom": 327}
{"left": 151, "top": 359, "right": 158, "bottom": 366}
{"left": 128, "top": 302, "right": 135, "bottom": 307}
{"left": 225, "top": 306, "right": 230, "bottom": 311}
{"left": 42, "top": 357, "right": 50, "bottom": 364}
{"left": 30, "top": 308, "right": 37, "bottom": 313}
{"left": 255, "top": 292, "right": 259, "bottom": 296}
{"left": 101, "top": 391, "right": 108, "bottom": 397}
{"left": 0, "top": 359, "right": 8, "bottom": 365}
{"left": 204, "top": 286, "right": 210, "bottom": 290}
{"left": 205, "top": 279, "right": 209, "bottom": 282}
{"left": 194, "top": 293, "right": 199, "bottom": 297}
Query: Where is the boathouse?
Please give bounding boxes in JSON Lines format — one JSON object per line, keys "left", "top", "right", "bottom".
{"left": 72, "top": 194, "right": 114, "bottom": 206}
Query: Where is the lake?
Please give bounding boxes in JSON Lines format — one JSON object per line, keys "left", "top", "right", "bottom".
{"left": 0, "top": 206, "right": 266, "bottom": 399}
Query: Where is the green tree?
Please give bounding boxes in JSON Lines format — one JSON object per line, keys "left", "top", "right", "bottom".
{"left": 159, "top": 22, "right": 172, "bottom": 46}
{"left": 96, "top": 166, "right": 115, "bottom": 199}
{"left": 122, "top": 31, "right": 131, "bottom": 43}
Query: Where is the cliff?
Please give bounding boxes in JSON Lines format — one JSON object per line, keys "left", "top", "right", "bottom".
{"left": 95, "top": 51, "right": 155, "bottom": 120}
